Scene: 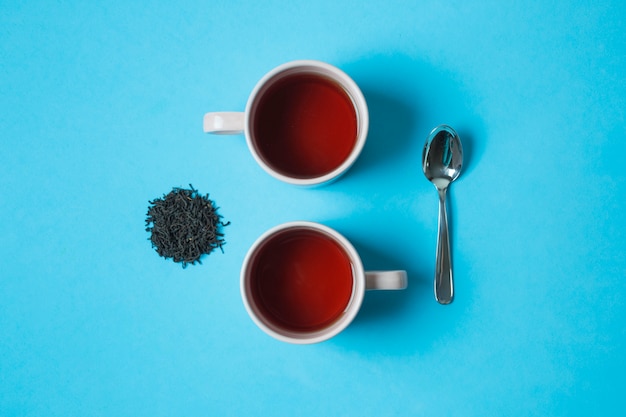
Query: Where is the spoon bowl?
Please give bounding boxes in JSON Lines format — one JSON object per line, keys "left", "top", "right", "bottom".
{"left": 423, "top": 126, "right": 463, "bottom": 189}
{"left": 422, "top": 125, "right": 463, "bottom": 304}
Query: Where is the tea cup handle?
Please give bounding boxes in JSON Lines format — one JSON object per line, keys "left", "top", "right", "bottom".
{"left": 203, "top": 112, "right": 245, "bottom": 135}
{"left": 365, "top": 270, "right": 408, "bottom": 290}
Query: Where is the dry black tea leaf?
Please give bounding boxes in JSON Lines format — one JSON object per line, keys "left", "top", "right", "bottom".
{"left": 146, "top": 185, "right": 229, "bottom": 267}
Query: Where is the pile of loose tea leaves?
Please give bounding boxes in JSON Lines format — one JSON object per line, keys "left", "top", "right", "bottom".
{"left": 146, "top": 185, "right": 229, "bottom": 267}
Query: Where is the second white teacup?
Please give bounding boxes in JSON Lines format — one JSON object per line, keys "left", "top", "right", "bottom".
{"left": 240, "top": 221, "right": 407, "bottom": 344}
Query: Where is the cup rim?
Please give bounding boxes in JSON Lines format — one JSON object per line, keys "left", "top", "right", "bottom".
{"left": 244, "top": 60, "right": 369, "bottom": 187}
{"left": 240, "top": 221, "right": 365, "bottom": 344}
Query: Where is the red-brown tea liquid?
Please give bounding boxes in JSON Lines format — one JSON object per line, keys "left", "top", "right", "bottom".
{"left": 252, "top": 73, "right": 358, "bottom": 179}
{"left": 249, "top": 228, "right": 354, "bottom": 332}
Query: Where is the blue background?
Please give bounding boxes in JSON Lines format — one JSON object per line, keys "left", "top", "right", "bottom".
{"left": 2, "top": 1, "right": 625, "bottom": 416}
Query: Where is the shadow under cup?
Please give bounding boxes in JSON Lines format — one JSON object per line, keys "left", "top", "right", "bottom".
{"left": 246, "top": 62, "right": 368, "bottom": 184}
{"left": 241, "top": 223, "right": 365, "bottom": 344}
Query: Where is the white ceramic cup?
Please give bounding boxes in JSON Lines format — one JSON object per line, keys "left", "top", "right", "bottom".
{"left": 203, "top": 60, "right": 369, "bottom": 186}
{"left": 240, "top": 221, "right": 407, "bottom": 344}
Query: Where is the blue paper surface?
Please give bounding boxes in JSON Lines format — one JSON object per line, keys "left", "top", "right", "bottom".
{"left": 1, "top": 1, "right": 625, "bottom": 416}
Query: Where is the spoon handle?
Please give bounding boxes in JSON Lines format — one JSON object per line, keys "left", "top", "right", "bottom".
{"left": 435, "top": 187, "right": 454, "bottom": 304}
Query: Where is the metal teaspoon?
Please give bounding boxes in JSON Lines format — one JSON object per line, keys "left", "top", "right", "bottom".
{"left": 422, "top": 125, "right": 463, "bottom": 304}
